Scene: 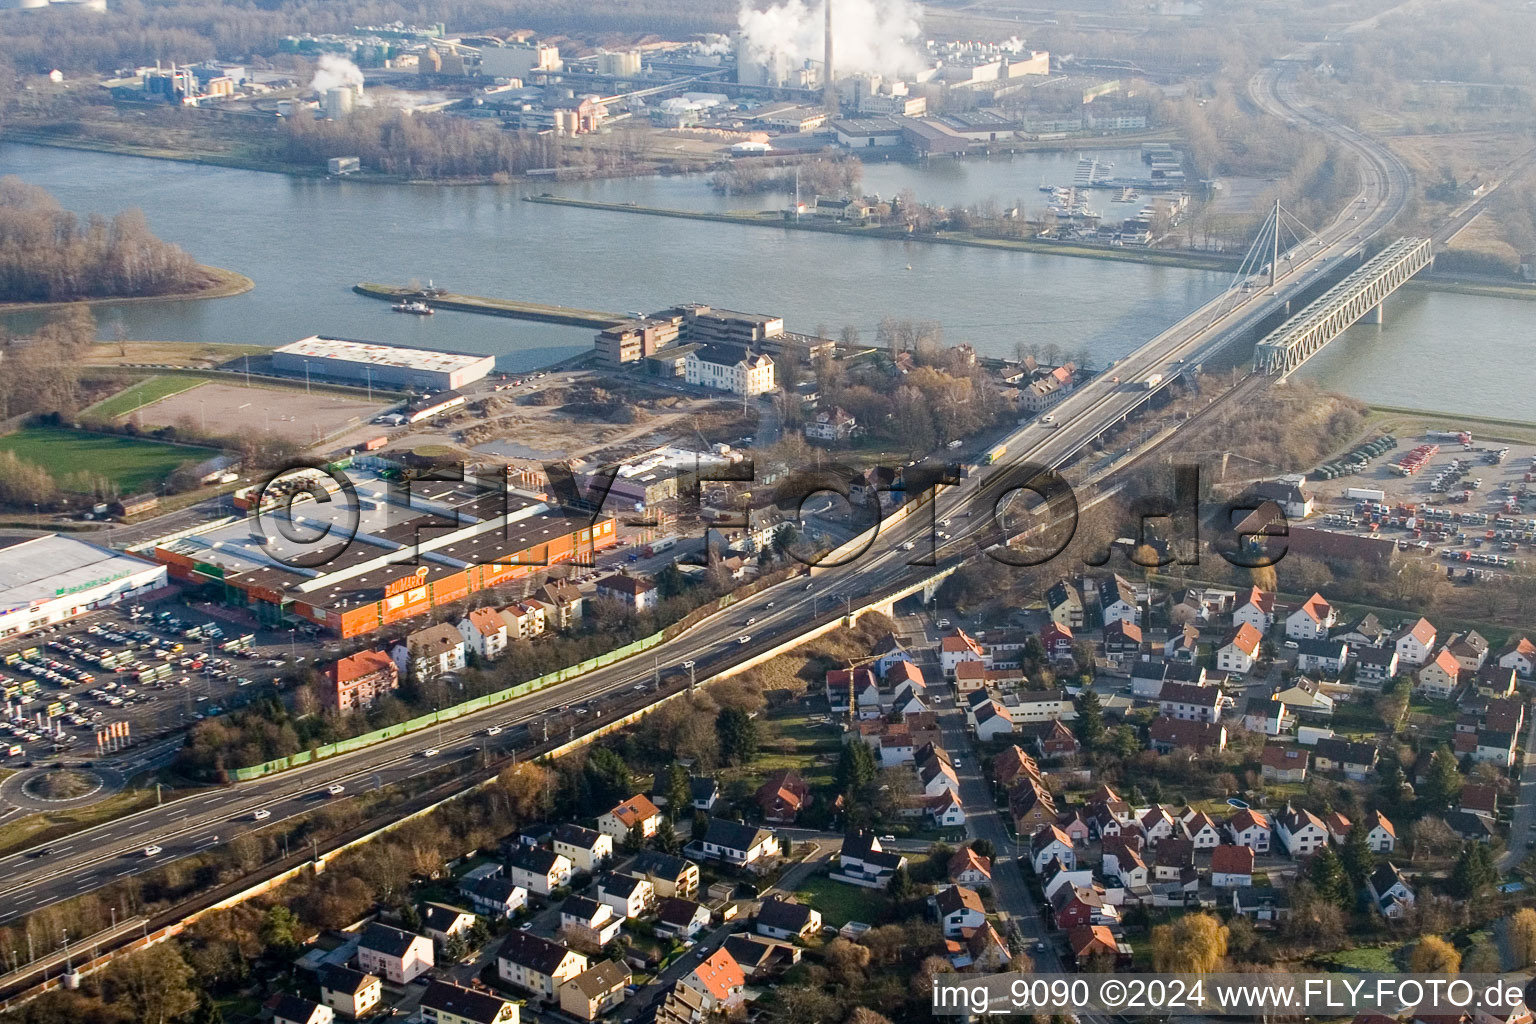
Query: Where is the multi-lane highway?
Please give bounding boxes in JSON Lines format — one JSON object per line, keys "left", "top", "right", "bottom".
{"left": 0, "top": 54, "right": 1414, "bottom": 932}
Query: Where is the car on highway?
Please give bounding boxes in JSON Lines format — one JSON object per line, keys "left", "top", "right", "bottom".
{"left": 744, "top": 617, "right": 757, "bottom": 627}
{"left": 486, "top": 726, "right": 503, "bottom": 736}
{"left": 420, "top": 748, "right": 440, "bottom": 757}
{"left": 736, "top": 635, "right": 752, "bottom": 645}
{"left": 1040, "top": 414, "right": 1056, "bottom": 425}
{"left": 252, "top": 809, "right": 271, "bottom": 821}
{"left": 326, "top": 784, "right": 345, "bottom": 796}
{"left": 143, "top": 845, "right": 162, "bottom": 857}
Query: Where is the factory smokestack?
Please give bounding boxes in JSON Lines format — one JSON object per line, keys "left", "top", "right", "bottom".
{"left": 823, "top": 0, "right": 837, "bottom": 114}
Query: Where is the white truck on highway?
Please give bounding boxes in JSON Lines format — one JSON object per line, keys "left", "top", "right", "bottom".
{"left": 1140, "top": 373, "right": 1164, "bottom": 390}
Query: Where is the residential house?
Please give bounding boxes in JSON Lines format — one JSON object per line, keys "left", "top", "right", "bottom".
{"left": 1231, "top": 887, "right": 1290, "bottom": 922}
{"left": 1104, "top": 619, "right": 1143, "bottom": 659}
{"left": 631, "top": 851, "right": 700, "bottom": 899}
{"left": 1018, "top": 719, "right": 1081, "bottom": 760}
{"left": 1226, "top": 809, "right": 1272, "bottom": 853}
{"left": 534, "top": 578, "right": 584, "bottom": 630}
{"left": 755, "top": 898, "right": 821, "bottom": 942}
{"left": 1354, "top": 645, "right": 1399, "bottom": 689}
{"left": 998, "top": 690, "right": 1071, "bottom": 724}
{"left": 318, "top": 966, "right": 381, "bottom": 1020}
{"left": 553, "top": 824, "right": 612, "bottom": 874}
{"left": 1476, "top": 664, "right": 1518, "bottom": 698}
{"left": 835, "top": 830, "right": 908, "bottom": 888}
{"left": 1217, "top": 623, "right": 1263, "bottom": 675}
{"left": 323, "top": 650, "right": 400, "bottom": 712}
{"left": 466, "top": 877, "right": 528, "bottom": 920}
{"left": 357, "top": 923, "right": 434, "bottom": 985}
{"left": 420, "top": 903, "right": 477, "bottom": 946}
{"left": 954, "top": 923, "right": 1013, "bottom": 973}
{"left": 558, "top": 960, "right": 630, "bottom": 1022}
{"left": 598, "top": 795, "right": 662, "bottom": 842}
{"left": 655, "top": 898, "right": 711, "bottom": 941}
{"left": 390, "top": 623, "right": 466, "bottom": 684}
{"left": 934, "top": 885, "right": 988, "bottom": 938}
{"left": 497, "top": 932, "right": 588, "bottom": 1001}
{"left": 1474, "top": 729, "right": 1517, "bottom": 768}
{"left": 1334, "top": 613, "right": 1387, "bottom": 648}
{"left": 1497, "top": 637, "right": 1536, "bottom": 677}
{"left": 1101, "top": 837, "right": 1149, "bottom": 888}
{"left": 949, "top": 847, "right": 993, "bottom": 887}
{"left": 1131, "top": 658, "right": 1170, "bottom": 699}
{"left": 1312, "top": 738, "right": 1378, "bottom": 781}
{"left": 1275, "top": 806, "right": 1328, "bottom": 858}
{"left": 1181, "top": 809, "right": 1222, "bottom": 848}
{"left": 972, "top": 700, "right": 1015, "bottom": 742}
{"left": 992, "top": 746, "right": 1041, "bottom": 790}
{"left": 922, "top": 790, "right": 967, "bottom": 828}
{"left": 457, "top": 608, "right": 509, "bottom": 662}
{"left": 1253, "top": 478, "right": 1314, "bottom": 520}
{"left": 1210, "top": 844, "right": 1255, "bottom": 887}
{"left": 804, "top": 406, "right": 858, "bottom": 443}
{"left": 722, "top": 934, "right": 801, "bottom": 980}
{"left": 1367, "top": 862, "right": 1415, "bottom": 919}
{"left": 595, "top": 573, "right": 658, "bottom": 611}
{"left": 1140, "top": 804, "right": 1177, "bottom": 843}
{"left": 1444, "top": 809, "right": 1498, "bottom": 841}
{"left": 940, "top": 630, "right": 989, "bottom": 678}
{"left": 596, "top": 873, "right": 654, "bottom": 919}
{"left": 1097, "top": 574, "right": 1141, "bottom": 626}
{"left": 1416, "top": 648, "right": 1461, "bottom": 700}
{"left": 1232, "top": 587, "right": 1277, "bottom": 633}
{"left": 1067, "top": 925, "right": 1132, "bottom": 970}
{"left": 1395, "top": 617, "right": 1438, "bottom": 667}
{"left": 1047, "top": 580, "right": 1085, "bottom": 628}
{"left": 499, "top": 600, "right": 545, "bottom": 641}
{"left": 507, "top": 848, "right": 572, "bottom": 896}
{"left": 1271, "top": 677, "right": 1335, "bottom": 720}
{"left": 698, "top": 817, "right": 780, "bottom": 869}
{"left": 1285, "top": 593, "right": 1336, "bottom": 640}
{"left": 1164, "top": 624, "right": 1201, "bottom": 663}
{"left": 419, "top": 982, "right": 516, "bottom": 1024}
{"left": 755, "top": 769, "right": 811, "bottom": 824}
{"left": 1029, "top": 825, "right": 1076, "bottom": 874}
{"left": 1445, "top": 630, "right": 1491, "bottom": 672}
{"left": 1261, "top": 745, "right": 1309, "bottom": 783}
{"left": 559, "top": 896, "right": 623, "bottom": 951}
{"left": 1364, "top": 810, "right": 1397, "bottom": 852}
{"left": 271, "top": 995, "right": 333, "bottom": 1024}
{"left": 680, "top": 948, "right": 747, "bottom": 1013}
{"left": 1041, "top": 622, "right": 1075, "bottom": 659}
{"left": 1050, "top": 884, "right": 1117, "bottom": 929}
{"left": 1158, "top": 682, "right": 1222, "bottom": 722}
{"left": 1009, "top": 778, "right": 1059, "bottom": 836}
{"left": 1460, "top": 783, "right": 1499, "bottom": 820}
{"left": 1148, "top": 717, "right": 1227, "bottom": 756}
{"left": 1325, "top": 812, "right": 1353, "bottom": 846}
{"left": 1295, "top": 637, "right": 1349, "bottom": 676}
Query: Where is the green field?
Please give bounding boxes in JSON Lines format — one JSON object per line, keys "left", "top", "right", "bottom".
{"left": 84, "top": 375, "right": 208, "bottom": 419}
{"left": 0, "top": 426, "right": 212, "bottom": 493}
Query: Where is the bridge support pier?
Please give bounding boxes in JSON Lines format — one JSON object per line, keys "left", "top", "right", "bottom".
{"left": 1364, "top": 302, "right": 1384, "bottom": 324}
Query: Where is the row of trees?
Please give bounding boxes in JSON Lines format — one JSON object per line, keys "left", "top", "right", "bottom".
{"left": 278, "top": 108, "right": 568, "bottom": 180}
{"left": 710, "top": 156, "right": 863, "bottom": 197}
{"left": 0, "top": 178, "right": 206, "bottom": 303}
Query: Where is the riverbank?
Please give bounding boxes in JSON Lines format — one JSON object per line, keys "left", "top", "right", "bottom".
{"left": 524, "top": 194, "right": 1248, "bottom": 272}
{"left": 0, "top": 264, "right": 253, "bottom": 315}
{"left": 1364, "top": 405, "right": 1536, "bottom": 443}
{"left": 352, "top": 284, "right": 625, "bottom": 328}
{"left": 1407, "top": 275, "right": 1536, "bottom": 302}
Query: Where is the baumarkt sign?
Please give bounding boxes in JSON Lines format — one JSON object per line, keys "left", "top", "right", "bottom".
{"left": 54, "top": 570, "right": 131, "bottom": 598}
{"left": 385, "top": 566, "right": 430, "bottom": 598}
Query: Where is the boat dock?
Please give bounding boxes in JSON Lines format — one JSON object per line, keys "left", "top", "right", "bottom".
{"left": 353, "top": 283, "right": 627, "bottom": 329}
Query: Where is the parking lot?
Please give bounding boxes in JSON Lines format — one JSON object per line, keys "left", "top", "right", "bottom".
{"left": 1299, "top": 431, "right": 1536, "bottom": 581}
{"left": 0, "top": 600, "right": 301, "bottom": 765}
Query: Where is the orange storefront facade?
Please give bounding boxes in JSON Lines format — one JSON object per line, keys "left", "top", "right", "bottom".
{"left": 157, "top": 516, "right": 617, "bottom": 639}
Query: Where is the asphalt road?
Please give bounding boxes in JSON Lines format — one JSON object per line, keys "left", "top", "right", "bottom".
{"left": 0, "top": 45, "right": 1414, "bottom": 929}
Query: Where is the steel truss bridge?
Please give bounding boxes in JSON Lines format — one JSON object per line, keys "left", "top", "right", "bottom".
{"left": 1252, "top": 236, "right": 1434, "bottom": 377}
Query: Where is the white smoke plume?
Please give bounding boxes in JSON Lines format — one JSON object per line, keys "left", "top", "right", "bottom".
{"left": 310, "top": 54, "right": 366, "bottom": 97}
{"left": 737, "top": 0, "right": 923, "bottom": 80}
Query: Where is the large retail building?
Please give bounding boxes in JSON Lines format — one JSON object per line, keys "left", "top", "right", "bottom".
{"left": 0, "top": 535, "right": 168, "bottom": 639}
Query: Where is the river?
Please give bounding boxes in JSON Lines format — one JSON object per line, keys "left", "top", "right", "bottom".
{"left": 0, "top": 142, "right": 1529, "bottom": 421}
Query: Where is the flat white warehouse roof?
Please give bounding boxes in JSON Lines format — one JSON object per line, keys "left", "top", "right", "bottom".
{"left": 274, "top": 336, "right": 494, "bottom": 375}
{"left": 0, "top": 535, "right": 163, "bottom": 611}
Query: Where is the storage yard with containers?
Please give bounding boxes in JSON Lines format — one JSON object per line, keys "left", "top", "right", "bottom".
{"left": 1295, "top": 431, "right": 1536, "bottom": 581}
